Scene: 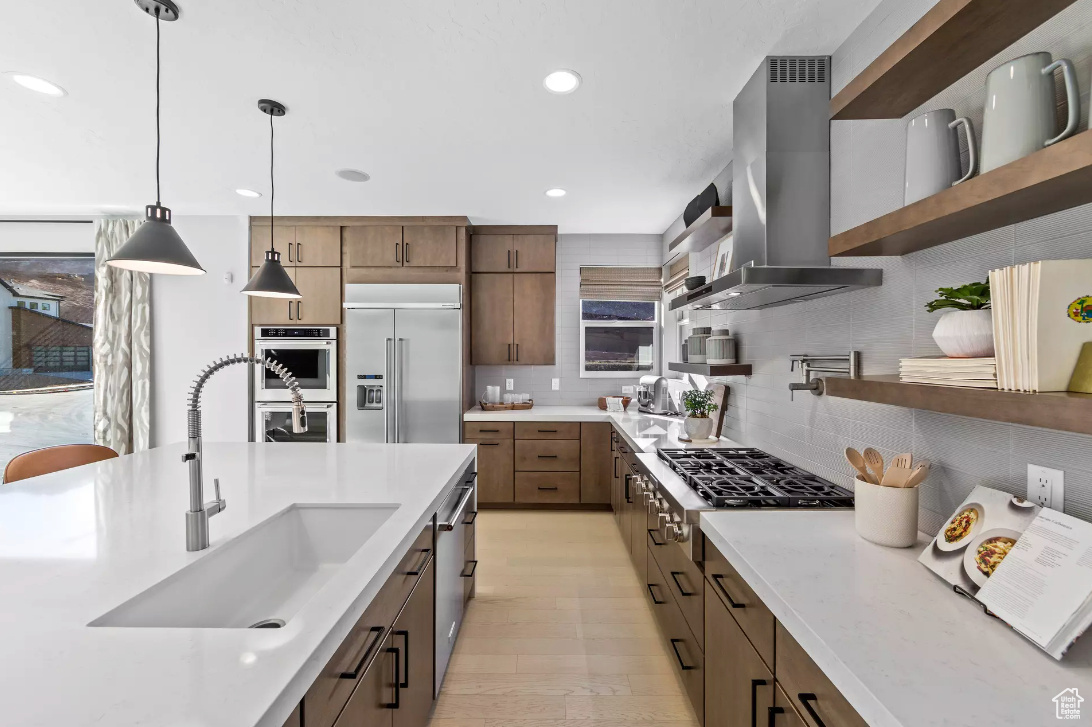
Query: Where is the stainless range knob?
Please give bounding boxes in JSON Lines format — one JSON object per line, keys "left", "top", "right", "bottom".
{"left": 663, "top": 520, "right": 682, "bottom": 542}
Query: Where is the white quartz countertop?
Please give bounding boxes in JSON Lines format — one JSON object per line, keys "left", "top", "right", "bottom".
{"left": 0, "top": 441, "right": 475, "bottom": 727}
{"left": 464, "top": 405, "right": 740, "bottom": 453}
{"left": 701, "top": 511, "right": 1092, "bottom": 727}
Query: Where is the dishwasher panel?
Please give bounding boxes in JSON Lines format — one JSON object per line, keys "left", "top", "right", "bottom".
{"left": 435, "top": 464, "right": 477, "bottom": 696}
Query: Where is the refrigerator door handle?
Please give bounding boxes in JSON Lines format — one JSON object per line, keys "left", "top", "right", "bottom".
{"left": 384, "top": 337, "right": 393, "bottom": 443}
{"left": 396, "top": 338, "right": 406, "bottom": 443}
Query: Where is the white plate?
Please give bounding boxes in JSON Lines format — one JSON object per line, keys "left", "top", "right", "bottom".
{"left": 962, "top": 528, "right": 1022, "bottom": 587}
{"left": 936, "top": 502, "right": 983, "bottom": 552}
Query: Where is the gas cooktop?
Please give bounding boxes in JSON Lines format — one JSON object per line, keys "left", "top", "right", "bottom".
{"left": 657, "top": 448, "right": 853, "bottom": 509}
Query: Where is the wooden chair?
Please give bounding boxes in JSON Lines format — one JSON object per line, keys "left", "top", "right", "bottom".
{"left": 3, "top": 444, "right": 119, "bottom": 484}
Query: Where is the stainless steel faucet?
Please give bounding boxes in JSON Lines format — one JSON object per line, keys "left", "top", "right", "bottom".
{"left": 183, "top": 354, "right": 307, "bottom": 551}
{"left": 788, "top": 352, "right": 860, "bottom": 399}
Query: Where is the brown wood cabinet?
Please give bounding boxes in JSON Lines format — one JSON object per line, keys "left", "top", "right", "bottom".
{"left": 251, "top": 226, "right": 296, "bottom": 266}
{"left": 332, "top": 630, "right": 397, "bottom": 727}
{"left": 515, "top": 422, "right": 580, "bottom": 440}
{"left": 512, "top": 273, "right": 555, "bottom": 364}
{"left": 514, "top": 439, "right": 580, "bottom": 472}
{"left": 470, "top": 234, "right": 514, "bottom": 272}
{"left": 402, "top": 226, "right": 457, "bottom": 267}
{"left": 282, "top": 704, "right": 302, "bottom": 727}
{"left": 250, "top": 226, "right": 340, "bottom": 267}
{"left": 344, "top": 225, "right": 457, "bottom": 270}
{"left": 775, "top": 622, "right": 868, "bottom": 727}
{"left": 646, "top": 547, "right": 704, "bottom": 723}
{"left": 705, "top": 539, "right": 774, "bottom": 668}
{"left": 464, "top": 422, "right": 513, "bottom": 439}
{"left": 513, "top": 234, "right": 556, "bottom": 272}
{"left": 580, "top": 422, "right": 611, "bottom": 504}
{"left": 249, "top": 266, "right": 341, "bottom": 325}
{"left": 771, "top": 685, "right": 808, "bottom": 727}
{"left": 470, "top": 274, "right": 514, "bottom": 364}
{"left": 515, "top": 471, "right": 580, "bottom": 503}
{"left": 705, "top": 583, "right": 773, "bottom": 727}
{"left": 391, "top": 556, "right": 435, "bottom": 727}
{"left": 466, "top": 438, "right": 514, "bottom": 503}
{"left": 470, "top": 232, "right": 556, "bottom": 273}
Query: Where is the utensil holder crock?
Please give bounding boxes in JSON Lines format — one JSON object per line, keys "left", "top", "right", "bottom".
{"left": 854, "top": 476, "right": 919, "bottom": 548}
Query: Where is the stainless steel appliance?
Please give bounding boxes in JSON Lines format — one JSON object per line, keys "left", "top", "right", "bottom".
{"left": 435, "top": 465, "right": 476, "bottom": 696}
{"left": 669, "top": 57, "right": 881, "bottom": 311}
{"left": 637, "top": 375, "right": 671, "bottom": 414}
{"left": 343, "top": 284, "right": 462, "bottom": 444}
{"left": 252, "top": 326, "right": 337, "bottom": 402}
{"left": 256, "top": 401, "right": 336, "bottom": 443}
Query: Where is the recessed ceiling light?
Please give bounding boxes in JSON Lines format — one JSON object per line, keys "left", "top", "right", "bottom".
{"left": 543, "top": 70, "right": 581, "bottom": 95}
{"left": 336, "top": 169, "right": 371, "bottom": 182}
{"left": 6, "top": 72, "right": 66, "bottom": 97}
{"left": 235, "top": 188, "right": 262, "bottom": 198}
{"left": 545, "top": 188, "right": 567, "bottom": 198}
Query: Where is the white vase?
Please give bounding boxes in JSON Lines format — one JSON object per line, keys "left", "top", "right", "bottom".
{"left": 932, "top": 309, "right": 994, "bottom": 358}
{"left": 684, "top": 416, "right": 714, "bottom": 440}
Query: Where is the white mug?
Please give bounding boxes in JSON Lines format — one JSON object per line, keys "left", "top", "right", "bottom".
{"left": 904, "top": 108, "right": 976, "bottom": 205}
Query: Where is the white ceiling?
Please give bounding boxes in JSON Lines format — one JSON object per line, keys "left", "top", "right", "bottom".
{"left": 0, "top": 0, "right": 881, "bottom": 233}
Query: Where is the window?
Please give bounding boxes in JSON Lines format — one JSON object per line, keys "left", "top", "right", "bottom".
{"left": 579, "top": 300, "right": 658, "bottom": 377}
{"left": 29, "top": 301, "right": 38, "bottom": 310}
{"left": 16, "top": 301, "right": 25, "bottom": 308}
{"left": 41, "top": 303, "right": 50, "bottom": 311}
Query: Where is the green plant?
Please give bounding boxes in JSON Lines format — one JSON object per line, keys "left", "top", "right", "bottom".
{"left": 681, "top": 389, "right": 717, "bottom": 418}
{"left": 925, "top": 280, "right": 991, "bottom": 313}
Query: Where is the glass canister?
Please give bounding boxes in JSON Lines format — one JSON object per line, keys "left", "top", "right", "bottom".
{"left": 707, "top": 328, "right": 736, "bottom": 364}
{"left": 687, "top": 327, "right": 713, "bottom": 363}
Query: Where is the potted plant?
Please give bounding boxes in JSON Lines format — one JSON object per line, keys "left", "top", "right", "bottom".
{"left": 681, "top": 389, "right": 718, "bottom": 441}
{"left": 925, "top": 280, "right": 993, "bottom": 358}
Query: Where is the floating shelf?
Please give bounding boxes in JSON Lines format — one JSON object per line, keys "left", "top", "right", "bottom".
{"left": 830, "top": 0, "right": 1078, "bottom": 120}
{"left": 665, "top": 206, "right": 732, "bottom": 258}
{"left": 824, "top": 375, "right": 1092, "bottom": 436}
{"left": 668, "top": 362, "right": 752, "bottom": 377}
{"left": 829, "top": 130, "right": 1092, "bottom": 257}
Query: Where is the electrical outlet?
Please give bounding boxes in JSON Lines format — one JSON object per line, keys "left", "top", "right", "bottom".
{"left": 621, "top": 385, "right": 635, "bottom": 395}
{"left": 552, "top": 378, "right": 560, "bottom": 391}
{"left": 505, "top": 378, "right": 514, "bottom": 391}
{"left": 1027, "top": 464, "right": 1064, "bottom": 511}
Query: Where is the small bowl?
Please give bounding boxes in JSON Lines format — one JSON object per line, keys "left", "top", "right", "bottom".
{"left": 684, "top": 276, "right": 707, "bottom": 291}
{"left": 597, "top": 396, "right": 632, "bottom": 411}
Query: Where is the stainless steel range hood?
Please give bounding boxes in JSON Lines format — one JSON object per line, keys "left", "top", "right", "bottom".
{"left": 670, "top": 57, "right": 880, "bottom": 312}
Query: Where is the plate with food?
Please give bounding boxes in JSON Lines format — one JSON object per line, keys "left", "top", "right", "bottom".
{"left": 962, "top": 528, "right": 1022, "bottom": 587}
{"left": 936, "top": 503, "right": 982, "bottom": 551}
{"left": 1009, "top": 495, "right": 1038, "bottom": 509}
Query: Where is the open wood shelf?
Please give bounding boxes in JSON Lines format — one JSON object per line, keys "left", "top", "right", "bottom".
{"left": 829, "top": 129, "right": 1092, "bottom": 257}
{"left": 665, "top": 206, "right": 732, "bottom": 258}
{"left": 830, "top": 0, "right": 1078, "bottom": 120}
{"left": 668, "top": 362, "right": 752, "bottom": 377}
{"left": 824, "top": 375, "right": 1092, "bottom": 435}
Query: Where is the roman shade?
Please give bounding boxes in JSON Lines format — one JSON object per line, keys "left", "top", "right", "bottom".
{"left": 663, "top": 256, "right": 690, "bottom": 294}
{"left": 579, "top": 266, "right": 662, "bottom": 302}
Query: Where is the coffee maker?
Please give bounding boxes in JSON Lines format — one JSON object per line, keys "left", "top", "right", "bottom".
{"left": 637, "top": 375, "right": 672, "bottom": 414}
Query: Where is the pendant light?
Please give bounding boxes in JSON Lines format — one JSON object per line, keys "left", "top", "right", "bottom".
{"left": 107, "top": 0, "right": 205, "bottom": 276}
{"left": 241, "top": 100, "right": 301, "bottom": 298}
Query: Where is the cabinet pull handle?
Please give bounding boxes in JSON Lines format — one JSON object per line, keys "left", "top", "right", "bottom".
{"left": 338, "top": 626, "right": 385, "bottom": 679}
{"left": 515, "top": 343, "right": 519, "bottom": 361}
{"left": 461, "top": 560, "right": 478, "bottom": 578}
{"left": 537, "top": 485, "right": 558, "bottom": 491}
{"left": 464, "top": 510, "right": 477, "bottom": 525}
{"left": 288, "top": 302, "right": 294, "bottom": 321}
{"left": 478, "top": 442, "right": 500, "bottom": 446}
{"left": 507, "top": 249, "right": 511, "bottom": 269}
{"left": 767, "top": 706, "right": 784, "bottom": 727}
{"left": 751, "top": 679, "right": 768, "bottom": 727}
{"left": 537, "top": 454, "right": 558, "bottom": 459}
{"left": 669, "top": 639, "right": 695, "bottom": 670}
{"left": 646, "top": 583, "right": 666, "bottom": 605}
{"left": 296, "top": 301, "right": 301, "bottom": 320}
{"left": 647, "top": 528, "right": 665, "bottom": 546}
{"left": 288, "top": 242, "right": 294, "bottom": 263}
{"left": 393, "top": 629, "right": 410, "bottom": 687}
{"left": 713, "top": 573, "right": 746, "bottom": 608}
{"left": 613, "top": 456, "right": 618, "bottom": 478}
{"left": 515, "top": 249, "right": 519, "bottom": 268}
{"left": 395, "top": 242, "right": 401, "bottom": 263}
{"left": 670, "top": 571, "right": 695, "bottom": 596}
{"left": 480, "top": 428, "right": 500, "bottom": 433}
{"left": 405, "top": 547, "right": 432, "bottom": 576}
{"left": 624, "top": 473, "right": 632, "bottom": 503}
{"left": 798, "top": 694, "right": 826, "bottom": 727}
{"left": 508, "top": 343, "right": 511, "bottom": 362}
{"left": 404, "top": 242, "right": 410, "bottom": 263}
{"left": 538, "top": 429, "right": 558, "bottom": 433}
{"left": 385, "top": 646, "right": 400, "bottom": 709}
{"left": 296, "top": 242, "right": 302, "bottom": 263}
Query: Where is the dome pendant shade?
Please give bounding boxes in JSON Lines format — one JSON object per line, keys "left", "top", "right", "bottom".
{"left": 242, "top": 250, "right": 301, "bottom": 298}
{"left": 107, "top": 204, "right": 206, "bottom": 275}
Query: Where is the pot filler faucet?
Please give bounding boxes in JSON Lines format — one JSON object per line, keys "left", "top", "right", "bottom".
{"left": 788, "top": 351, "right": 859, "bottom": 399}
{"left": 183, "top": 354, "right": 307, "bottom": 551}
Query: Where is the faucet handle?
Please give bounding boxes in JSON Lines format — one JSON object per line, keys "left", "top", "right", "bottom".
{"left": 213, "top": 478, "right": 222, "bottom": 503}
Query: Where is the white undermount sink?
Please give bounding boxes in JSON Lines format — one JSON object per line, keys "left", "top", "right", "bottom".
{"left": 91, "top": 504, "right": 398, "bottom": 629}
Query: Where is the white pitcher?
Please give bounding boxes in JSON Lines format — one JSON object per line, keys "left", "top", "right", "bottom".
{"left": 980, "top": 52, "right": 1079, "bottom": 173}
{"left": 904, "top": 108, "right": 976, "bottom": 205}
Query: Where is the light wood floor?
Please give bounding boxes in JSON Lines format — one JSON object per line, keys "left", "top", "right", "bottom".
{"left": 429, "top": 510, "right": 700, "bottom": 727}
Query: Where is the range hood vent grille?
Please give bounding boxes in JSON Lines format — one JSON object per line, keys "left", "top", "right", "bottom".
{"left": 769, "top": 57, "right": 827, "bottom": 83}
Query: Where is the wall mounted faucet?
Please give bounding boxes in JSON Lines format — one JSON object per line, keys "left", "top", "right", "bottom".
{"left": 788, "top": 352, "right": 859, "bottom": 399}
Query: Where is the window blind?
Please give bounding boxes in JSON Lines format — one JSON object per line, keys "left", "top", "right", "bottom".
{"left": 662, "top": 256, "right": 690, "bottom": 294}
{"left": 579, "top": 266, "right": 663, "bottom": 302}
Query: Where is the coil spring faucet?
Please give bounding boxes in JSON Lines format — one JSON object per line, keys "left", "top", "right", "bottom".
{"left": 183, "top": 354, "right": 307, "bottom": 551}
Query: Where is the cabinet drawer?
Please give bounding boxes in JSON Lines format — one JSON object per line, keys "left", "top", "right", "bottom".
{"left": 646, "top": 548, "right": 704, "bottom": 723}
{"left": 465, "top": 421, "right": 513, "bottom": 439}
{"left": 515, "top": 472, "right": 581, "bottom": 503}
{"left": 463, "top": 534, "right": 476, "bottom": 605}
{"left": 515, "top": 421, "right": 580, "bottom": 440}
{"left": 514, "top": 439, "right": 580, "bottom": 471}
{"left": 649, "top": 530, "right": 704, "bottom": 647}
{"left": 776, "top": 622, "right": 868, "bottom": 727}
{"left": 467, "top": 439, "right": 513, "bottom": 503}
{"left": 303, "top": 525, "right": 432, "bottom": 727}
{"left": 705, "top": 538, "right": 775, "bottom": 669}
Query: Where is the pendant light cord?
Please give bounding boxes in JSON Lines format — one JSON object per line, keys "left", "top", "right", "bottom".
{"left": 155, "top": 15, "right": 161, "bottom": 206}
{"left": 269, "top": 112, "right": 275, "bottom": 252}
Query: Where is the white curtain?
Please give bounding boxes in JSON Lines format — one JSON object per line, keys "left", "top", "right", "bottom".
{"left": 93, "top": 219, "right": 151, "bottom": 455}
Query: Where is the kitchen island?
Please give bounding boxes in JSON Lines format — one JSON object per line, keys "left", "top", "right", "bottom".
{"left": 0, "top": 441, "right": 475, "bottom": 727}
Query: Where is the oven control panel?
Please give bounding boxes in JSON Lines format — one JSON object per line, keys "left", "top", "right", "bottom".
{"left": 258, "top": 327, "right": 334, "bottom": 338}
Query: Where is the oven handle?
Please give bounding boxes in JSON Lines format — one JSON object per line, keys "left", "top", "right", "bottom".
{"left": 257, "top": 403, "right": 334, "bottom": 411}
{"left": 439, "top": 485, "right": 475, "bottom": 531}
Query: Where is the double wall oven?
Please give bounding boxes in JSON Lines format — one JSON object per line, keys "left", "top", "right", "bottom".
{"left": 252, "top": 326, "right": 338, "bottom": 443}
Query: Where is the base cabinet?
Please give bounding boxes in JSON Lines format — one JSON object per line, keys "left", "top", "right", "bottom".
{"left": 390, "top": 557, "right": 435, "bottom": 727}
{"left": 705, "top": 584, "right": 773, "bottom": 727}
{"left": 333, "top": 630, "right": 397, "bottom": 727}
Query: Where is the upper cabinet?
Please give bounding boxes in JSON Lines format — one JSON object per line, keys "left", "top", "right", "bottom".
{"left": 250, "top": 226, "right": 340, "bottom": 267}
{"left": 403, "top": 226, "right": 457, "bottom": 267}
{"left": 344, "top": 225, "right": 458, "bottom": 271}
{"left": 470, "top": 226, "right": 556, "bottom": 273}
{"left": 250, "top": 225, "right": 342, "bottom": 326}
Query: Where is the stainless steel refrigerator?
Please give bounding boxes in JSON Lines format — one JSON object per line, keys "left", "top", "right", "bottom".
{"left": 343, "top": 284, "right": 462, "bottom": 443}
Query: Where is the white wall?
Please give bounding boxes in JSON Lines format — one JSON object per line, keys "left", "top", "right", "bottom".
{"left": 150, "top": 216, "right": 250, "bottom": 446}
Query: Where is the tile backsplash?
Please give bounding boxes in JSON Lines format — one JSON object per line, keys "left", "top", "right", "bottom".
{"left": 473, "top": 233, "right": 662, "bottom": 406}
{"left": 678, "top": 0, "right": 1092, "bottom": 535}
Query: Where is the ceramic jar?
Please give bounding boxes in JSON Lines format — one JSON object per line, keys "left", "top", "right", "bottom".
{"left": 706, "top": 328, "right": 736, "bottom": 365}
{"left": 904, "top": 108, "right": 976, "bottom": 205}
{"left": 687, "top": 327, "right": 712, "bottom": 364}
{"left": 980, "top": 52, "right": 1079, "bottom": 173}
{"left": 932, "top": 309, "right": 995, "bottom": 358}
{"left": 684, "top": 416, "right": 715, "bottom": 441}
{"left": 854, "top": 476, "right": 919, "bottom": 548}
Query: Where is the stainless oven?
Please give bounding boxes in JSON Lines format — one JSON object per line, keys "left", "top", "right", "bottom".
{"left": 255, "top": 402, "right": 337, "bottom": 443}
{"left": 252, "top": 326, "right": 337, "bottom": 402}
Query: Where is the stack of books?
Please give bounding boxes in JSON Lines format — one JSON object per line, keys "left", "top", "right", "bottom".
{"left": 898, "top": 357, "right": 997, "bottom": 388}
{"left": 989, "top": 259, "right": 1092, "bottom": 392}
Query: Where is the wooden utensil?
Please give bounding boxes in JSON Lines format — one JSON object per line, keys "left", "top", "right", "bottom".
{"left": 863, "top": 447, "right": 885, "bottom": 484}
{"left": 882, "top": 464, "right": 912, "bottom": 488}
{"left": 903, "top": 462, "right": 931, "bottom": 488}
{"left": 891, "top": 453, "right": 913, "bottom": 470}
{"left": 844, "top": 448, "right": 877, "bottom": 484}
